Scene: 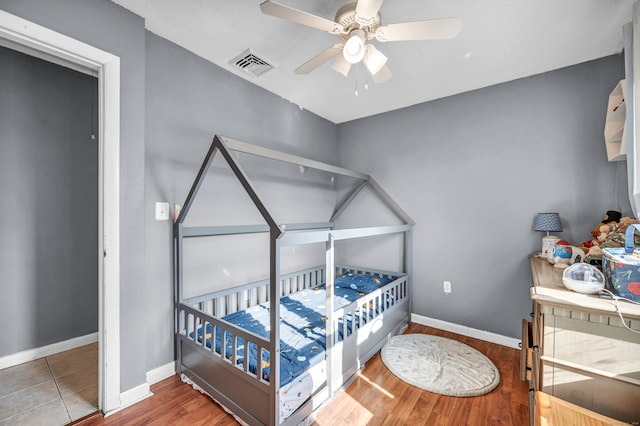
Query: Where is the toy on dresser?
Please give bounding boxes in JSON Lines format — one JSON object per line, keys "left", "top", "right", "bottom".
{"left": 582, "top": 211, "right": 639, "bottom": 267}
{"left": 550, "top": 241, "right": 586, "bottom": 269}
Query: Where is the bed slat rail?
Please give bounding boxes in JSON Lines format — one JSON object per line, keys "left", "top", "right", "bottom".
{"left": 183, "top": 266, "right": 326, "bottom": 317}
{"left": 179, "top": 304, "right": 270, "bottom": 383}
{"left": 335, "top": 264, "right": 403, "bottom": 281}
{"left": 182, "top": 266, "right": 406, "bottom": 346}
{"left": 333, "top": 274, "right": 408, "bottom": 343}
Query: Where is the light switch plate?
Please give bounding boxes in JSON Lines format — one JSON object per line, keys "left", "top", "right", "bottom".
{"left": 155, "top": 202, "right": 169, "bottom": 221}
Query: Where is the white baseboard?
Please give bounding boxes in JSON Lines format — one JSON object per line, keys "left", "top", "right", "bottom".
{"left": 107, "top": 383, "right": 153, "bottom": 417}
{"left": 411, "top": 314, "right": 521, "bottom": 349}
{"left": 0, "top": 332, "right": 99, "bottom": 370}
{"left": 106, "top": 362, "right": 175, "bottom": 416}
{"left": 146, "top": 361, "right": 176, "bottom": 385}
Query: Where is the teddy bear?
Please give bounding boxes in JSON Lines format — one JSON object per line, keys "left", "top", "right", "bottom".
{"left": 616, "top": 216, "right": 639, "bottom": 234}
{"left": 596, "top": 224, "right": 610, "bottom": 242}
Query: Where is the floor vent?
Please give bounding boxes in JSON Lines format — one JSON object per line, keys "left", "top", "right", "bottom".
{"left": 229, "top": 49, "right": 273, "bottom": 77}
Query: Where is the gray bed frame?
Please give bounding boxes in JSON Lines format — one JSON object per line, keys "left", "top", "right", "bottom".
{"left": 174, "top": 136, "right": 414, "bottom": 425}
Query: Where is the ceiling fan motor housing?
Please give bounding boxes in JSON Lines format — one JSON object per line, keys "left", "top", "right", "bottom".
{"left": 334, "top": 2, "right": 381, "bottom": 40}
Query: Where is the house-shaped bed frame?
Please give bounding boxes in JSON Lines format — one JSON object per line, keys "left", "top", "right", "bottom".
{"left": 174, "top": 135, "right": 414, "bottom": 425}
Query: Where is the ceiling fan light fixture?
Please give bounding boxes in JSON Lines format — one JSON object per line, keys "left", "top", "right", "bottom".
{"left": 363, "top": 44, "right": 387, "bottom": 76}
{"left": 343, "top": 29, "right": 366, "bottom": 64}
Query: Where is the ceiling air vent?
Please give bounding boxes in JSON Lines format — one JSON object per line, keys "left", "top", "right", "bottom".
{"left": 229, "top": 49, "right": 273, "bottom": 77}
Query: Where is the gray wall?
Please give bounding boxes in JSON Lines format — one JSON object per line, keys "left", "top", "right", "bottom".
{"left": 336, "top": 55, "right": 630, "bottom": 339}
{"left": 0, "top": 0, "right": 147, "bottom": 390}
{"left": 144, "top": 33, "right": 338, "bottom": 371}
{"left": 0, "top": 46, "right": 98, "bottom": 355}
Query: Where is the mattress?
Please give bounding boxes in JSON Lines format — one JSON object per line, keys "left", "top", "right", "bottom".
{"left": 278, "top": 355, "right": 326, "bottom": 422}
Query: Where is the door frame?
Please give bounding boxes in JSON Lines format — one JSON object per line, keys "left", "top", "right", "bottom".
{"left": 0, "top": 10, "right": 121, "bottom": 413}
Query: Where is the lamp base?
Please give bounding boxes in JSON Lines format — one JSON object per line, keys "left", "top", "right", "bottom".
{"left": 542, "top": 235, "right": 560, "bottom": 260}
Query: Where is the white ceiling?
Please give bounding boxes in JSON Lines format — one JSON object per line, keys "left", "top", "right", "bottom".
{"left": 112, "top": 0, "right": 633, "bottom": 124}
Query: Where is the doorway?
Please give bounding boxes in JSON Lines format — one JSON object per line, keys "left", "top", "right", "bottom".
{"left": 0, "top": 44, "right": 98, "bottom": 423}
{"left": 0, "top": 10, "right": 121, "bottom": 414}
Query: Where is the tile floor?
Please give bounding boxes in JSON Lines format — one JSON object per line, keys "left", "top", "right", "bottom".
{"left": 0, "top": 343, "right": 98, "bottom": 425}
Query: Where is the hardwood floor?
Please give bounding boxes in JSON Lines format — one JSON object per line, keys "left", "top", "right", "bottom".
{"left": 74, "top": 323, "right": 529, "bottom": 425}
{"left": 72, "top": 377, "right": 238, "bottom": 426}
{"left": 312, "top": 324, "right": 529, "bottom": 425}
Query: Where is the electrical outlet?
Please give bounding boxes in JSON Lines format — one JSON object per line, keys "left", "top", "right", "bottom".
{"left": 443, "top": 280, "right": 452, "bottom": 294}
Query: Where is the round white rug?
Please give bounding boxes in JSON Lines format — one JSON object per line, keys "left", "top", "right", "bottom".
{"left": 381, "top": 334, "right": 500, "bottom": 397}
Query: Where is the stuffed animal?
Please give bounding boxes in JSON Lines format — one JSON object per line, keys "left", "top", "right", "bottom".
{"left": 587, "top": 245, "right": 602, "bottom": 257}
{"left": 591, "top": 210, "right": 622, "bottom": 237}
{"left": 590, "top": 218, "right": 640, "bottom": 249}
{"left": 591, "top": 223, "right": 602, "bottom": 238}
{"left": 582, "top": 214, "right": 639, "bottom": 267}
{"left": 596, "top": 223, "right": 613, "bottom": 242}
{"left": 617, "top": 216, "right": 638, "bottom": 234}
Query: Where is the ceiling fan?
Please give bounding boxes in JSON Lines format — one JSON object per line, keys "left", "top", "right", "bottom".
{"left": 260, "top": 0, "right": 462, "bottom": 83}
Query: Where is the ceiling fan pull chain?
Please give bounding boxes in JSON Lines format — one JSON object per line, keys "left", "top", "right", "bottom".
{"left": 364, "top": 64, "right": 369, "bottom": 90}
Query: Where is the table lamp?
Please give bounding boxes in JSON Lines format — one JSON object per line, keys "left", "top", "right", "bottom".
{"left": 535, "top": 213, "right": 562, "bottom": 259}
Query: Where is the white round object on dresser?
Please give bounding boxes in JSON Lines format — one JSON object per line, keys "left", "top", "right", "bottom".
{"left": 561, "top": 263, "right": 605, "bottom": 294}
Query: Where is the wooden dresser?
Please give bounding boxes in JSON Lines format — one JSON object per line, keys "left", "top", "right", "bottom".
{"left": 524, "top": 256, "right": 640, "bottom": 424}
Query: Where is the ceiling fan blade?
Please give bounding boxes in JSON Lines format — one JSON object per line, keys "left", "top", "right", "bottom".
{"left": 376, "top": 17, "right": 462, "bottom": 42}
{"left": 331, "top": 55, "right": 352, "bottom": 77}
{"left": 371, "top": 64, "right": 391, "bottom": 83}
{"left": 260, "top": 1, "right": 344, "bottom": 33}
{"left": 295, "top": 44, "right": 344, "bottom": 74}
{"left": 355, "top": 0, "right": 384, "bottom": 21}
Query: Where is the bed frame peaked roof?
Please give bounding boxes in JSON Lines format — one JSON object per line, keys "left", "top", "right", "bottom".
{"left": 175, "top": 135, "right": 414, "bottom": 238}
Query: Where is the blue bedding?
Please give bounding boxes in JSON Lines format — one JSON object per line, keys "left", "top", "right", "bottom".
{"left": 192, "top": 273, "right": 393, "bottom": 387}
